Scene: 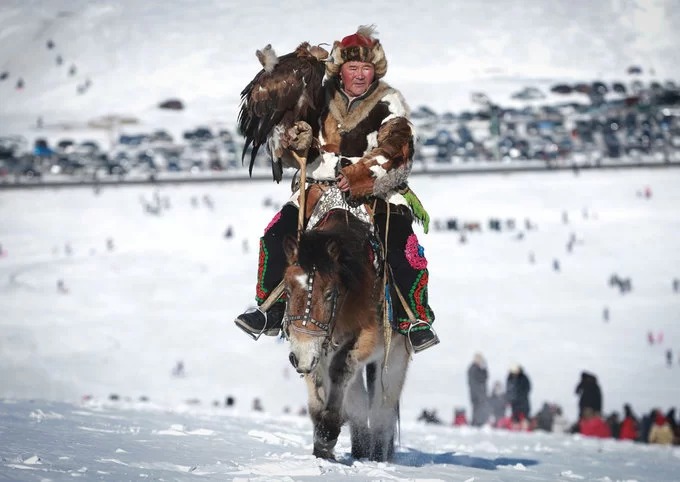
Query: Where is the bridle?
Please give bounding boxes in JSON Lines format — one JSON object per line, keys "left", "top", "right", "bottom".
{"left": 283, "top": 266, "right": 340, "bottom": 342}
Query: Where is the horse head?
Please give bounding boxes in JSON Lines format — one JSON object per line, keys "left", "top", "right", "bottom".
{"left": 282, "top": 210, "right": 377, "bottom": 374}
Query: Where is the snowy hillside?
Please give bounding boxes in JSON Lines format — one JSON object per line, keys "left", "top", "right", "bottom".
{"left": 1, "top": 0, "right": 679, "bottom": 144}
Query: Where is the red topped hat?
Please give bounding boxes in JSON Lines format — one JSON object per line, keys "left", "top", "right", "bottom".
{"left": 340, "top": 31, "right": 377, "bottom": 48}
{"left": 326, "top": 25, "right": 387, "bottom": 79}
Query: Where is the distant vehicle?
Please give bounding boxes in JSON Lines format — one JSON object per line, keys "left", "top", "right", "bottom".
{"left": 550, "top": 84, "right": 573, "bottom": 95}
{"left": 649, "top": 81, "right": 663, "bottom": 92}
{"left": 627, "top": 65, "right": 643, "bottom": 75}
{"left": 457, "top": 125, "right": 475, "bottom": 145}
{"left": 440, "top": 112, "right": 457, "bottom": 123}
{"left": 107, "top": 161, "right": 127, "bottom": 176}
{"left": 183, "top": 127, "right": 213, "bottom": 141}
{"left": 591, "top": 81, "right": 608, "bottom": 95}
{"left": 459, "top": 111, "right": 474, "bottom": 122}
{"left": 193, "top": 127, "right": 213, "bottom": 140}
{"left": 218, "top": 129, "right": 234, "bottom": 141}
{"left": 511, "top": 87, "right": 545, "bottom": 100}
{"left": 498, "top": 136, "right": 530, "bottom": 160}
{"left": 0, "top": 136, "right": 28, "bottom": 159}
{"left": 531, "top": 136, "right": 559, "bottom": 161}
{"left": 623, "top": 112, "right": 638, "bottom": 134}
{"left": 151, "top": 130, "right": 173, "bottom": 143}
{"left": 57, "top": 139, "right": 75, "bottom": 152}
{"left": 411, "top": 105, "right": 437, "bottom": 120}
{"left": 575, "top": 120, "right": 595, "bottom": 144}
{"left": 611, "top": 82, "right": 627, "bottom": 94}
{"left": 624, "top": 135, "right": 650, "bottom": 156}
{"left": 78, "top": 141, "right": 100, "bottom": 154}
{"left": 136, "top": 150, "right": 155, "bottom": 168}
{"left": 573, "top": 83, "right": 591, "bottom": 94}
{"left": 630, "top": 80, "right": 644, "bottom": 95}
{"left": 471, "top": 92, "right": 491, "bottom": 105}
{"left": 158, "top": 99, "right": 184, "bottom": 110}
{"left": 13, "top": 155, "right": 42, "bottom": 178}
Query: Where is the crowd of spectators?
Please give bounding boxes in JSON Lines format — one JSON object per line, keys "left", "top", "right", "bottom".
{"left": 418, "top": 355, "right": 680, "bottom": 446}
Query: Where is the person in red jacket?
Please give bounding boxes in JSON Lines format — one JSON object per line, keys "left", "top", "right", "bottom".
{"left": 619, "top": 403, "right": 639, "bottom": 441}
{"left": 579, "top": 407, "right": 611, "bottom": 438}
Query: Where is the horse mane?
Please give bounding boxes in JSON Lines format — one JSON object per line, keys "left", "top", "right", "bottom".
{"left": 297, "top": 210, "right": 375, "bottom": 296}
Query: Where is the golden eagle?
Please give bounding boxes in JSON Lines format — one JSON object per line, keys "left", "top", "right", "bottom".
{"left": 237, "top": 42, "right": 328, "bottom": 182}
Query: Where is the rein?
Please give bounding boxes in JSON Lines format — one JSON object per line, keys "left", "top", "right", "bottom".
{"left": 285, "top": 267, "right": 340, "bottom": 340}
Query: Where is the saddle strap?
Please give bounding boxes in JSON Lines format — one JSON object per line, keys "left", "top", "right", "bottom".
{"left": 382, "top": 203, "right": 393, "bottom": 373}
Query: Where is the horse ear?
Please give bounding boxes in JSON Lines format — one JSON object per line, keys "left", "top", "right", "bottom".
{"left": 283, "top": 234, "right": 299, "bottom": 264}
{"left": 327, "top": 239, "right": 341, "bottom": 262}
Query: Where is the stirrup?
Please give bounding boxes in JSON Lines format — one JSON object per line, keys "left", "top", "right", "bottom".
{"left": 406, "top": 320, "right": 440, "bottom": 354}
{"left": 234, "top": 307, "right": 279, "bottom": 341}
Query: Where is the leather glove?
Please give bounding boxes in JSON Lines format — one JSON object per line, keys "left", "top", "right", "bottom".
{"left": 283, "top": 121, "right": 313, "bottom": 152}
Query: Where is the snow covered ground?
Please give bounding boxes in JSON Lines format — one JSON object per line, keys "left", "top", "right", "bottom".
{"left": 1, "top": 168, "right": 680, "bottom": 480}
{"left": 2, "top": 1, "right": 680, "bottom": 480}
{"left": 2, "top": 397, "right": 679, "bottom": 481}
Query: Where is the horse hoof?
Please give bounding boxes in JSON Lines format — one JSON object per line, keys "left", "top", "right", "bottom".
{"left": 313, "top": 447, "right": 335, "bottom": 460}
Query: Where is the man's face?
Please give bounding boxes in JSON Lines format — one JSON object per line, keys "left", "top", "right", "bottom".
{"left": 340, "top": 61, "right": 375, "bottom": 97}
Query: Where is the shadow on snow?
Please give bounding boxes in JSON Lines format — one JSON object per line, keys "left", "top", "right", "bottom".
{"left": 392, "top": 448, "right": 540, "bottom": 471}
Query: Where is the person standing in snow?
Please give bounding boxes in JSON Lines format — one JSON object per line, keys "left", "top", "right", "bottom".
{"left": 488, "top": 381, "right": 507, "bottom": 426}
{"left": 467, "top": 352, "right": 490, "bottom": 426}
{"left": 619, "top": 403, "right": 639, "bottom": 441}
{"left": 648, "top": 409, "right": 674, "bottom": 445}
{"left": 575, "top": 371, "right": 603, "bottom": 419}
{"left": 506, "top": 363, "right": 531, "bottom": 426}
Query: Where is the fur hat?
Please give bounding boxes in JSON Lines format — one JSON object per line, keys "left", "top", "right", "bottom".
{"left": 326, "top": 25, "right": 387, "bottom": 79}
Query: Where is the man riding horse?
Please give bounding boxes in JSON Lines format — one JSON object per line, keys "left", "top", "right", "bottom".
{"left": 235, "top": 25, "right": 439, "bottom": 353}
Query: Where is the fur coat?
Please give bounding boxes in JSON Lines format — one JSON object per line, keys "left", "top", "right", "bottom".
{"left": 302, "top": 78, "right": 415, "bottom": 208}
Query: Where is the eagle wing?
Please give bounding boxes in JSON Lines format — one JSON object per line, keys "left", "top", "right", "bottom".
{"left": 237, "top": 44, "right": 326, "bottom": 182}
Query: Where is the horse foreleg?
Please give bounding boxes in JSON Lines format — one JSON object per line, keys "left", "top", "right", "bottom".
{"left": 303, "top": 372, "right": 338, "bottom": 459}
{"left": 306, "top": 342, "right": 358, "bottom": 460}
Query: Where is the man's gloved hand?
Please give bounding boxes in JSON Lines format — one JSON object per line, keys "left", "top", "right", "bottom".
{"left": 283, "top": 121, "right": 312, "bottom": 153}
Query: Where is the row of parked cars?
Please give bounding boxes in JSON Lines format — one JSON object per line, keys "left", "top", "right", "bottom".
{"left": 414, "top": 81, "right": 680, "bottom": 164}
{"left": 2, "top": 80, "right": 679, "bottom": 181}
{"left": 0, "top": 127, "right": 244, "bottom": 180}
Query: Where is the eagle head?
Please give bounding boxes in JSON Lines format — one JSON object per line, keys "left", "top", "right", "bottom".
{"left": 256, "top": 44, "right": 278, "bottom": 73}
{"left": 295, "top": 42, "right": 329, "bottom": 62}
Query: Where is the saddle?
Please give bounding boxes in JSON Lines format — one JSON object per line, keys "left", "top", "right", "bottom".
{"left": 305, "top": 184, "right": 373, "bottom": 231}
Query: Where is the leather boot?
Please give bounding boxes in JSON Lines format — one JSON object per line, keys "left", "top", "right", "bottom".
{"left": 235, "top": 303, "right": 285, "bottom": 340}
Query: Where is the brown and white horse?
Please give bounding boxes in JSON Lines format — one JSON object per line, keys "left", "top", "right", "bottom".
{"left": 282, "top": 209, "right": 410, "bottom": 461}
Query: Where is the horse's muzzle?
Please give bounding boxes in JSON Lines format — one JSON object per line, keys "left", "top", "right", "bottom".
{"left": 289, "top": 352, "right": 318, "bottom": 374}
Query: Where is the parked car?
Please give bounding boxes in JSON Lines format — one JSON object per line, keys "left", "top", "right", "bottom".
{"left": 57, "top": 139, "right": 76, "bottom": 152}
